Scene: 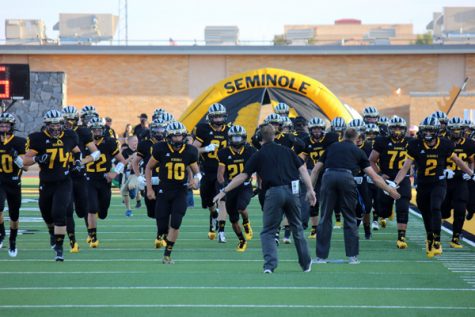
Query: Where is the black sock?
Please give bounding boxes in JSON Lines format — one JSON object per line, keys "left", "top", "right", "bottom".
{"left": 284, "top": 225, "right": 291, "bottom": 238}
{"left": 55, "top": 234, "right": 65, "bottom": 249}
{"left": 88, "top": 228, "right": 97, "bottom": 241}
{"left": 453, "top": 232, "right": 460, "bottom": 240}
{"left": 164, "top": 239, "right": 175, "bottom": 257}
{"left": 427, "top": 232, "right": 434, "bottom": 242}
{"left": 433, "top": 233, "right": 440, "bottom": 242}
{"left": 311, "top": 225, "right": 317, "bottom": 233}
{"left": 68, "top": 232, "right": 76, "bottom": 245}
{"left": 0, "top": 222, "right": 5, "bottom": 238}
{"left": 48, "top": 226, "right": 54, "bottom": 236}
{"left": 398, "top": 230, "right": 406, "bottom": 239}
{"left": 335, "top": 213, "right": 341, "bottom": 222}
{"left": 364, "top": 224, "right": 371, "bottom": 234}
{"left": 218, "top": 220, "right": 225, "bottom": 232}
{"left": 242, "top": 216, "right": 249, "bottom": 225}
{"left": 9, "top": 228, "right": 18, "bottom": 247}
{"left": 236, "top": 231, "right": 245, "bottom": 241}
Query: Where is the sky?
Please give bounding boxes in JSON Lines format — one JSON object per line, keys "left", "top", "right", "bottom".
{"left": 1, "top": 0, "right": 474, "bottom": 44}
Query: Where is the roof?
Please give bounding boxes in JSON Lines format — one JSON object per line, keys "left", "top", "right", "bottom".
{"left": 1, "top": 44, "right": 475, "bottom": 56}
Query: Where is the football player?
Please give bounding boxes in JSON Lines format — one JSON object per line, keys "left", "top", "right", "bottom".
{"left": 62, "top": 105, "right": 101, "bottom": 253}
{"left": 362, "top": 106, "right": 379, "bottom": 125}
{"left": 364, "top": 123, "right": 382, "bottom": 230}
{"left": 145, "top": 121, "right": 201, "bottom": 264}
{"left": 79, "top": 105, "right": 99, "bottom": 127}
{"left": 84, "top": 117, "right": 127, "bottom": 248}
{"left": 217, "top": 125, "right": 256, "bottom": 252}
{"left": 299, "top": 117, "right": 338, "bottom": 238}
{"left": 441, "top": 117, "right": 475, "bottom": 248}
{"left": 377, "top": 116, "right": 390, "bottom": 137}
{"left": 394, "top": 116, "right": 474, "bottom": 258}
{"left": 0, "top": 113, "right": 27, "bottom": 257}
{"left": 23, "top": 110, "right": 91, "bottom": 261}
{"left": 192, "top": 103, "right": 229, "bottom": 242}
{"left": 431, "top": 111, "right": 449, "bottom": 138}
{"left": 370, "top": 116, "right": 412, "bottom": 248}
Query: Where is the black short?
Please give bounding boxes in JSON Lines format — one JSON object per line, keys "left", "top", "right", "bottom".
{"left": 225, "top": 185, "right": 253, "bottom": 223}
{"left": 310, "top": 179, "right": 322, "bottom": 217}
{"left": 87, "top": 178, "right": 112, "bottom": 219}
{"left": 155, "top": 187, "right": 188, "bottom": 234}
{"left": 0, "top": 181, "right": 21, "bottom": 222}
{"left": 67, "top": 175, "right": 89, "bottom": 219}
{"left": 39, "top": 177, "right": 73, "bottom": 227}
{"left": 199, "top": 174, "right": 220, "bottom": 208}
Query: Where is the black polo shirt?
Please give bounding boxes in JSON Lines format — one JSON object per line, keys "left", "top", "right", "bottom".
{"left": 319, "top": 139, "right": 370, "bottom": 175}
{"left": 244, "top": 141, "right": 303, "bottom": 191}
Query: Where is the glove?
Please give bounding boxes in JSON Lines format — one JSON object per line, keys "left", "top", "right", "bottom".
{"left": 151, "top": 176, "right": 160, "bottom": 186}
{"left": 366, "top": 175, "right": 374, "bottom": 184}
{"left": 34, "top": 153, "right": 50, "bottom": 166}
{"left": 137, "top": 175, "right": 146, "bottom": 190}
{"left": 72, "top": 159, "right": 83, "bottom": 172}
{"left": 443, "top": 169, "right": 455, "bottom": 180}
{"left": 353, "top": 176, "right": 363, "bottom": 185}
{"left": 383, "top": 180, "right": 399, "bottom": 196}
{"left": 10, "top": 148, "right": 23, "bottom": 168}
{"left": 204, "top": 143, "right": 218, "bottom": 153}
{"left": 463, "top": 173, "right": 471, "bottom": 181}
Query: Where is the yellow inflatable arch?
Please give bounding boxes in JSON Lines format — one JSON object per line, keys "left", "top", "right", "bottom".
{"left": 180, "top": 68, "right": 354, "bottom": 136}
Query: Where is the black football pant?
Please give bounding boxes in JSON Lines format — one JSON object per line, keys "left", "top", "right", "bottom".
{"left": 0, "top": 182, "right": 21, "bottom": 222}
{"left": 225, "top": 185, "right": 253, "bottom": 223}
{"left": 416, "top": 181, "right": 446, "bottom": 237}
{"left": 88, "top": 179, "right": 112, "bottom": 219}
{"left": 39, "top": 178, "right": 73, "bottom": 227}
{"left": 155, "top": 187, "right": 187, "bottom": 236}
{"left": 441, "top": 178, "right": 468, "bottom": 236}
{"left": 378, "top": 177, "right": 412, "bottom": 224}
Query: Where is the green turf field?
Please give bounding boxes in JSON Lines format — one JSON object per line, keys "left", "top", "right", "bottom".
{"left": 0, "top": 194, "right": 474, "bottom": 317}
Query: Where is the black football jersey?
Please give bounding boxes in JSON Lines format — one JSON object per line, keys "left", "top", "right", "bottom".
{"left": 193, "top": 123, "right": 229, "bottom": 174}
{"left": 72, "top": 126, "right": 94, "bottom": 153}
{"left": 217, "top": 144, "right": 256, "bottom": 181}
{"left": 84, "top": 137, "right": 120, "bottom": 180}
{"left": 137, "top": 139, "right": 161, "bottom": 176}
{"left": 302, "top": 133, "right": 338, "bottom": 169}
{"left": 373, "top": 136, "right": 411, "bottom": 179}
{"left": 275, "top": 132, "right": 305, "bottom": 154}
{"left": 27, "top": 129, "right": 79, "bottom": 182}
{"left": 446, "top": 137, "right": 475, "bottom": 178}
{"left": 0, "top": 135, "right": 27, "bottom": 183}
{"left": 407, "top": 137, "right": 454, "bottom": 184}
{"left": 151, "top": 142, "right": 198, "bottom": 190}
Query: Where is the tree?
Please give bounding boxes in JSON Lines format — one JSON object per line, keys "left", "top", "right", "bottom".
{"left": 415, "top": 33, "right": 433, "bottom": 45}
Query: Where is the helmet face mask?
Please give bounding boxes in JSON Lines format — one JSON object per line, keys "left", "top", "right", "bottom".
{"left": 228, "top": 125, "right": 247, "bottom": 147}
{"left": 47, "top": 123, "right": 63, "bottom": 138}
{"left": 389, "top": 126, "right": 406, "bottom": 139}
{"left": 166, "top": 122, "right": 187, "bottom": 148}
{"left": 91, "top": 127, "right": 104, "bottom": 140}
{"left": 0, "top": 122, "right": 13, "bottom": 135}
{"left": 208, "top": 103, "right": 227, "bottom": 127}
{"left": 64, "top": 119, "right": 78, "bottom": 130}
{"left": 310, "top": 127, "right": 324, "bottom": 139}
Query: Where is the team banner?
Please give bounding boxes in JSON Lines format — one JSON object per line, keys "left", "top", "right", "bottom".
{"left": 180, "top": 68, "right": 354, "bottom": 134}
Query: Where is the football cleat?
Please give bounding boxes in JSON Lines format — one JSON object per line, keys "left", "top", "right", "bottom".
{"left": 450, "top": 238, "right": 463, "bottom": 249}
{"left": 396, "top": 237, "right": 408, "bottom": 249}
{"left": 425, "top": 240, "right": 434, "bottom": 258}
{"left": 155, "top": 238, "right": 167, "bottom": 249}
{"left": 243, "top": 222, "right": 253, "bottom": 240}
{"left": 334, "top": 221, "right": 342, "bottom": 229}
{"left": 162, "top": 256, "right": 175, "bottom": 264}
{"left": 86, "top": 235, "right": 92, "bottom": 244}
{"left": 308, "top": 230, "right": 317, "bottom": 239}
{"left": 70, "top": 242, "right": 80, "bottom": 253}
{"left": 379, "top": 218, "right": 387, "bottom": 228}
{"left": 432, "top": 241, "right": 443, "bottom": 256}
{"left": 371, "top": 221, "right": 380, "bottom": 231}
{"left": 8, "top": 247, "right": 17, "bottom": 257}
{"left": 208, "top": 230, "right": 216, "bottom": 240}
{"left": 218, "top": 231, "right": 227, "bottom": 243}
{"left": 89, "top": 239, "right": 100, "bottom": 248}
{"left": 466, "top": 211, "right": 474, "bottom": 221}
{"left": 236, "top": 240, "right": 247, "bottom": 252}
{"left": 54, "top": 246, "right": 64, "bottom": 262}
{"left": 282, "top": 237, "right": 292, "bottom": 244}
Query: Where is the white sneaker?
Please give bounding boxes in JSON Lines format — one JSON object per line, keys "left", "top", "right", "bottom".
{"left": 218, "top": 231, "right": 227, "bottom": 243}
{"left": 263, "top": 269, "right": 273, "bottom": 274}
{"left": 312, "top": 257, "right": 328, "bottom": 264}
{"left": 371, "top": 221, "right": 379, "bottom": 231}
{"left": 348, "top": 256, "right": 360, "bottom": 264}
{"left": 8, "top": 248, "right": 17, "bottom": 257}
{"left": 303, "top": 261, "right": 312, "bottom": 272}
{"left": 282, "top": 237, "right": 292, "bottom": 244}
{"left": 0, "top": 240, "right": 3, "bottom": 249}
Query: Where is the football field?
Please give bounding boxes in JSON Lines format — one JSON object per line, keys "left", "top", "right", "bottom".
{"left": 0, "top": 191, "right": 474, "bottom": 317}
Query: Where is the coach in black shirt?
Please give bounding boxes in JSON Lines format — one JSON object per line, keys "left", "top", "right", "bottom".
{"left": 214, "top": 125, "right": 316, "bottom": 273}
{"left": 311, "top": 128, "right": 400, "bottom": 264}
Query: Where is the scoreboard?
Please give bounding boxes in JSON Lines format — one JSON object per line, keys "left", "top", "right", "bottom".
{"left": 0, "top": 64, "right": 30, "bottom": 100}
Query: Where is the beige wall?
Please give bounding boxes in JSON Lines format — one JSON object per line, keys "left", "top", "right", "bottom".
{"left": 1, "top": 52, "right": 474, "bottom": 130}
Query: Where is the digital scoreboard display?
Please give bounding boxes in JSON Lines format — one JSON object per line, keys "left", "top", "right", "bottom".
{"left": 0, "top": 64, "right": 30, "bottom": 100}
